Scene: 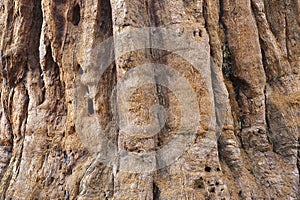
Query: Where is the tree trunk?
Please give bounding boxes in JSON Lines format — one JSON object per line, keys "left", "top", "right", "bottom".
{"left": 0, "top": 0, "right": 299, "bottom": 199}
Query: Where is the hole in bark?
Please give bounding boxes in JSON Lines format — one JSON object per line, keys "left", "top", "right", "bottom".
{"left": 238, "top": 190, "right": 242, "bottom": 196}
{"left": 194, "top": 178, "right": 205, "bottom": 189}
{"left": 67, "top": 167, "right": 73, "bottom": 175}
{"left": 216, "top": 167, "right": 221, "bottom": 171}
{"left": 88, "top": 98, "right": 94, "bottom": 115}
{"left": 209, "top": 187, "right": 215, "bottom": 193}
{"left": 64, "top": 190, "right": 70, "bottom": 200}
{"left": 49, "top": 177, "right": 54, "bottom": 184}
{"left": 77, "top": 64, "right": 83, "bottom": 74}
{"left": 193, "top": 29, "right": 202, "bottom": 37}
{"left": 153, "top": 183, "right": 161, "bottom": 200}
{"left": 205, "top": 166, "right": 211, "bottom": 172}
{"left": 216, "top": 182, "right": 219, "bottom": 186}
{"left": 63, "top": 151, "right": 67, "bottom": 159}
{"left": 221, "top": 188, "right": 224, "bottom": 192}
{"left": 71, "top": 4, "right": 80, "bottom": 25}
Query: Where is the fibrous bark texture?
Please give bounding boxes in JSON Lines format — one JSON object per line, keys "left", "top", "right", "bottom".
{"left": 0, "top": 0, "right": 299, "bottom": 199}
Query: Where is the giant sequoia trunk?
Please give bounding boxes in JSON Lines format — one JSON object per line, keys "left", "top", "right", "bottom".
{"left": 0, "top": 0, "right": 299, "bottom": 199}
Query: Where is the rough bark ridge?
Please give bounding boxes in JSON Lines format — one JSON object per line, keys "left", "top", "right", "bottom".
{"left": 0, "top": 0, "right": 299, "bottom": 199}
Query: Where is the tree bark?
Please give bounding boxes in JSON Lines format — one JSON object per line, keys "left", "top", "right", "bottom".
{"left": 0, "top": 0, "right": 299, "bottom": 199}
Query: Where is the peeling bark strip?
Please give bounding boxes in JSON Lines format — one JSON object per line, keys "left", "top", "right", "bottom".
{"left": 0, "top": 0, "right": 299, "bottom": 199}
